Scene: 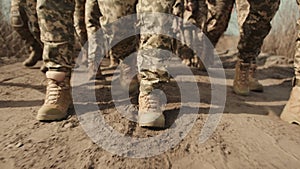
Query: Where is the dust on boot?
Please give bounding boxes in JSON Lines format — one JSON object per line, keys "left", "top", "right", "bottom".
{"left": 37, "top": 71, "right": 72, "bottom": 121}
{"left": 138, "top": 89, "right": 165, "bottom": 128}
{"left": 233, "top": 60, "right": 250, "bottom": 96}
{"left": 137, "top": 70, "right": 167, "bottom": 128}
{"left": 249, "top": 62, "right": 263, "bottom": 92}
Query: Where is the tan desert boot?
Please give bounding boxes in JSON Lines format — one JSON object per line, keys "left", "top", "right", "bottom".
{"left": 233, "top": 60, "right": 250, "bottom": 96}
{"left": 249, "top": 63, "right": 263, "bottom": 92}
{"left": 280, "top": 82, "right": 300, "bottom": 125}
{"left": 138, "top": 91, "right": 165, "bottom": 128}
{"left": 36, "top": 71, "right": 72, "bottom": 121}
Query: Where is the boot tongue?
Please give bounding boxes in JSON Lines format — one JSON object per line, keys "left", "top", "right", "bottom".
{"left": 46, "top": 71, "right": 66, "bottom": 82}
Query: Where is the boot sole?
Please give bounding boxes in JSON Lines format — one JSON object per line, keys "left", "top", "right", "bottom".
{"left": 139, "top": 114, "right": 165, "bottom": 128}
{"left": 233, "top": 88, "right": 250, "bottom": 96}
{"left": 250, "top": 87, "right": 264, "bottom": 93}
{"left": 36, "top": 114, "right": 67, "bottom": 121}
{"left": 36, "top": 107, "right": 69, "bottom": 122}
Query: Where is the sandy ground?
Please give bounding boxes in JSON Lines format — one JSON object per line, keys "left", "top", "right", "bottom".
{"left": 1, "top": 37, "right": 300, "bottom": 169}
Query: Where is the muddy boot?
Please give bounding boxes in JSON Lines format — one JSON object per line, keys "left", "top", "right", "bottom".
{"left": 23, "top": 43, "right": 42, "bottom": 67}
{"left": 36, "top": 71, "right": 72, "bottom": 121}
{"left": 88, "top": 61, "right": 104, "bottom": 80}
{"left": 233, "top": 60, "right": 250, "bottom": 96}
{"left": 138, "top": 90, "right": 165, "bottom": 128}
{"left": 119, "top": 60, "right": 139, "bottom": 94}
{"left": 249, "top": 63, "right": 263, "bottom": 92}
{"left": 280, "top": 80, "right": 300, "bottom": 125}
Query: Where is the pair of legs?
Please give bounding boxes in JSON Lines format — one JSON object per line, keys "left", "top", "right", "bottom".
{"left": 10, "top": 0, "right": 43, "bottom": 68}
{"left": 36, "top": 0, "right": 177, "bottom": 128}
{"left": 206, "top": 0, "right": 280, "bottom": 95}
{"left": 97, "top": 0, "right": 177, "bottom": 127}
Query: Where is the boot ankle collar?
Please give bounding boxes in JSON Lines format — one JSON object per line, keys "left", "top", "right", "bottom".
{"left": 46, "top": 71, "right": 66, "bottom": 82}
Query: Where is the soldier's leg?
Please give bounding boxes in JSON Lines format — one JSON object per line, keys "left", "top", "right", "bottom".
{"left": 10, "top": 0, "right": 42, "bottom": 67}
{"left": 206, "top": 0, "right": 234, "bottom": 47}
{"left": 75, "top": 0, "right": 87, "bottom": 45}
{"left": 97, "top": 0, "right": 139, "bottom": 92}
{"left": 136, "top": 0, "right": 176, "bottom": 128}
{"left": 74, "top": 0, "right": 88, "bottom": 67}
{"left": 36, "top": 0, "right": 75, "bottom": 121}
{"left": 280, "top": 0, "right": 300, "bottom": 125}
{"left": 85, "top": 0, "right": 103, "bottom": 80}
{"left": 233, "top": 0, "right": 280, "bottom": 95}
{"left": 24, "top": 0, "right": 44, "bottom": 68}
{"left": 181, "top": 1, "right": 194, "bottom": 67}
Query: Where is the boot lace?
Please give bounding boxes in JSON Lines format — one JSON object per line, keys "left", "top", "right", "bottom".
{"left": 140, "top": 93, "right": 161, "bottom": 113}
{"left": 45, "top": 79, "right": 68, "bottom": 104}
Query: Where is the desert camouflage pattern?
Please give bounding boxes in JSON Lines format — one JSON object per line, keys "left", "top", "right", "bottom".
{"left": 97, "top": 0, "right": 138, "bottom": 62}
{"left": 36, "top": 0, "right": 75, "bottom": 72}
{"left": 237, "top": 0, "right": 280, "bottom": 63}
{"left": 85, "top": 0, "right": 102, "bottom": 62}
{"left": 175, "top": 0, "right": 208, "bottom": 68}
{"left": 136, "top": 0, "right": 176, "bottom": 94}
{"left": 295, "top": 0, "right": 300, "bottom": 80}
{"left": 97, "top": 0, "right": 179, "bottom": 94}
{"left": 74, "top": 0, "right": 87, "bottom": 45}
{"left": 206, "top": 0, "right": 235, "bottom": 47}
{"left": 10, "top": 0, "right": 42, "bottom": 46}
{"left": 206, "top": 0, "right": 280, "bottom": 63}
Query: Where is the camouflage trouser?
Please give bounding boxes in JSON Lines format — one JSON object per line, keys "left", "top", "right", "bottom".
{"left": 10, "top": 0, "right": 42, "bottom": 47}
{"left": 295, "top": 0, "right": 300, "bottom": 80}
{"left": 97, "top": 0, "right": 138, "bottom": 61}
{"left": 85, "top": 0, "right": 101, "bottom": 62}
{"left": 74, "top": 0, "right": 87, "bottom": 46}
{"left": 176, "top": 0, "right": 209, "bottom": 66}
{"left": 36, "top": 0, "right": 75, "bottom": 72}
{"left": 237, "top": 0, "right": 280, "bottom": 63}
{"left": 206, "top": 0, "right": 280, "bottom": 63}
{"left": 206, "top": 0, "right": 234, "bottom": 47}
{"left": 97, "top": 0, "right": 176, "bottom": 94}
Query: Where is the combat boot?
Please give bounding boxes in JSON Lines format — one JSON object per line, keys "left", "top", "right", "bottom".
{"left": 36, "top": 71, "right": 72, "bottom": 121}
{"left": 249, "top": 63, "right": 263, "bottom": 92}
{"left": 233, "top": 60, "right": 250, "bottom": 96}
{"left": 23, "top": 43, "right": 43, "bottom": 67}
{"left": 88, "top": 61, "right": 104, "bottom": 80}
{"left": 138, "top": 91, "right": 165, "bottom": 128}
{"left": 280, "top": 79, "right": 300, "bottom": 125}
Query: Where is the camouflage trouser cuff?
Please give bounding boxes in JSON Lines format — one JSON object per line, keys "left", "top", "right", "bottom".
{"left": 139, "top": 70, "right": 170, "bottom": 95}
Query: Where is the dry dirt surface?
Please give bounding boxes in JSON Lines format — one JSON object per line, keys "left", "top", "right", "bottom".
{"left": 1, "top": 37, "right": 300, "bottom": 169}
